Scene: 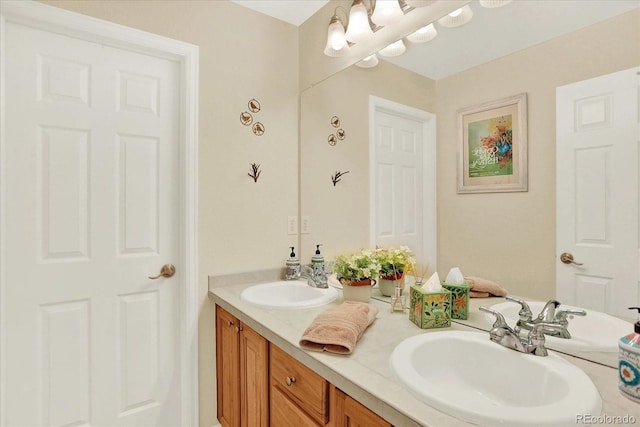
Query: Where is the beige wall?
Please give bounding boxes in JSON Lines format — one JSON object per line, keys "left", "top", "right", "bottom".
{"left": 39, "top": 1, "right": 299, "bottom": 426}
{"left": 435, "top": 10, "right": 640, "bottom": 301}
{"left": 300, "top": 60, "right": 436, "bottom": 262}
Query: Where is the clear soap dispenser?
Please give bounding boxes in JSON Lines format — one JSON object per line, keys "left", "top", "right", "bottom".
{"left": 285, "top": 247, "right": 301, "bottom": 280}
{"left": 619, "top": 307, "right": 640, "bottom": 402}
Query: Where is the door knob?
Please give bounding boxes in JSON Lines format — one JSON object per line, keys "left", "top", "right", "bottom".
{"left": 148, "top": 264, "right": 176, "bottom": 279}
{"left": 560, "top": 253, "right": 583, "bottom": 266}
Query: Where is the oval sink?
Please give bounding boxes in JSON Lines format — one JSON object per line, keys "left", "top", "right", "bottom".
{"left": 390, "top": 331, "right": 602, "bottom": 427}
{"left": 487, "top": 301, "right": 630, "bottom": 352}
{"left": 240, "top": 280, "right": 338, "bottom": 309}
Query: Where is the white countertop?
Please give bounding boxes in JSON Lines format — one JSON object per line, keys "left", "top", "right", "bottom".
{"left": 209, "top": 277, "right": 639, "bottom": 427}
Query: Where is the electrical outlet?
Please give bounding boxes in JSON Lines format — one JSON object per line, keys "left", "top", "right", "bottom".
{"left": 287, "top": 216, "right": 298, "bottom": 235}
{"left": 301, "top": 216, "right": 311, "bottom": 234}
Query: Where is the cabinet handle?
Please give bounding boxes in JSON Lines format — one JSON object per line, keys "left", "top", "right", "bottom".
{"left": 236, "top": 326, "right": 243, "bottom": 333}
{"left": 285, "top": 376, "right": 296, "bottom": 386}
{"left": 227, "top": 320, "right": 234, "bottom": 327}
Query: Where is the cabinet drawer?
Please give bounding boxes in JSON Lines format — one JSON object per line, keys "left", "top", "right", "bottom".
{"left": 270, "top": 344, "right": 328, "bottom": 424}
{"left": 271, "top": 385, "right": 322, "bottom": 427}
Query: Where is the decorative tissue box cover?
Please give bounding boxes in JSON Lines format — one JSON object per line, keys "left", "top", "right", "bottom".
{"left": 409, "top": 286, "right": 452, "bottom": 329}
{"left": 442, "top": 281, "right": 470, "bottom": 320}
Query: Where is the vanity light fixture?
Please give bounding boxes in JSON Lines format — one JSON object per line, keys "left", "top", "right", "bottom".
{"left": 371, "top": 0, "right": 404, "bottom": 27}
{"left": 355, "top": 53, "right": 379, "bottom": 68}
{"left": 406, "top": 23, "right": 437, "bottom": 43}
{"left": 324, "top": 12, "right": 350, "bottom": 57}
{"left": 378, "top": 39, "right": 406, "bottom": 57}
{"left": 345, "top": 0, "right": 374, "bottom": 43}
{"left": 437, "top": 5, "right": 473, "bottom": 27}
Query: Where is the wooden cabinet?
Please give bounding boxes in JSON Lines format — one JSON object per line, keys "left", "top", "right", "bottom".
{"left": 270, "top": 344, "right": 329, "bottom": 426}
{"left": 330, "top": 385, "right": 393, "bottom": 427}
{"left": 215, "top": 304, "right": 393, "bottom": 427}
{"left": 216, "top": 305, "right": 269, "bottom": 427}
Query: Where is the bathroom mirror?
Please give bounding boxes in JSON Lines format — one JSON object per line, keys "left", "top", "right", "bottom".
{"left": 299, "top": 1, "right": 638, "bottom": 369}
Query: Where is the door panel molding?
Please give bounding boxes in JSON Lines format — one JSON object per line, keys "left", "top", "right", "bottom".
{"left": 0, "top": 2, "right": 199, "bottom": 425}
{"left": 368, "top": 95, "right": 437, "bottom": 267}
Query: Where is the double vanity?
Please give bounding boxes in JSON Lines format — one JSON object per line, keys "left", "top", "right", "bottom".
{"left": 209, "top": 270, "right": 639, "bottom": 427}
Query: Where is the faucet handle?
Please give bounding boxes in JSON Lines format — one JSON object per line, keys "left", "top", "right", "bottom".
{"left": 528, "top": 321, "right": 564, "bottom": 340}
{"left": 479, "top": 306, "right": 510, "bottom": 329}
{"left": 505, "top": 295, "right": 533, "bottom": 320}
{"left": 527, "top": 322, "right": 564, "bottom": 356}
{"left": 555, "top": 308, "right": 587, "bottom": 321}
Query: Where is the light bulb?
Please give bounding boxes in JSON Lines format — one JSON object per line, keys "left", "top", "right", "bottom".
{"left": 378, "top": 39, "right": 406, "bottom": 57}
{"left": 407, "top": 24, "right": 437, "bottom": 43}
{"left": 328, "top": 19, "right": 346, "bottom": 50}
{"left": 371, "top": 0, "right": 403, "bottom": 27}
{"left": 345, "top": 1, "right": 374, "bottom": 44}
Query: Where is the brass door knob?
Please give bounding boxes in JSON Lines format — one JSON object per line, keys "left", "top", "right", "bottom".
{"left": 148, "top": 264, "right": 176, "bottom": 279}
{"left": 560, "top": 253, "right": 583, "bottom": 266}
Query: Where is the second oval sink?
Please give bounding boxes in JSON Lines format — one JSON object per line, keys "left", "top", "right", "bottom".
{"left": 390, "top": 331, "right": 602, "bottom": 427}
{"left": 240, "top": 280, "right": 338, "bottom": 309}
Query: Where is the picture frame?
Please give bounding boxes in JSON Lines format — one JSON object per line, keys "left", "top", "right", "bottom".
{"left": 457, "top": 93, "right": 528, "bottom": 193}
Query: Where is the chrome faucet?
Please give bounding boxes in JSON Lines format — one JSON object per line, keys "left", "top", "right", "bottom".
{"left": 537, "top": 299, "right": 561, "bottom": 322}
{"left": 479, "top": 306, "right": 562, "bottom": 356}
{"left": 504, "top": 296, "right": 586, "bottom": 339}
{"left": 301, "top": 264, "right": 328, "bottom": 288}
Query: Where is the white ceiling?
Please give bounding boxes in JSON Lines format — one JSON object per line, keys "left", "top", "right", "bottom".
{"left": 230, "top": 0, "right": 329, "bottom": 26}
{"left": 231, "top": 0, "right": 639, "bottom": 80}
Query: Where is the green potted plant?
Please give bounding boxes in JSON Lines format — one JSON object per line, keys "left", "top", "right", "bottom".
{"left": 333, "top": 250, "right": 381, "bottom": 302}
{"left": 374, "top": 246, "right": 415, "bottom": 296}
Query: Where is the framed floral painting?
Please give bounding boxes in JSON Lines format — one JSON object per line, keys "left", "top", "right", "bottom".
{"left": 457, "top": 93, "right": 528, "bottom": 193}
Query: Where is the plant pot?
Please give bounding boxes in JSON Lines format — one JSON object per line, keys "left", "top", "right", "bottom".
{"left": 339, "top": 278, "right": 376, "bottom": 302}
{"left": 379, "top": 273, "right": 404, "bottom": 297}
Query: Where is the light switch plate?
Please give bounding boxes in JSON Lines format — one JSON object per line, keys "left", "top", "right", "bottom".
{"left": 287, "top": 216, "right": 298, "bottom": 235}
{"left": 301, "top": 216, "right": 311, "bottom": 234}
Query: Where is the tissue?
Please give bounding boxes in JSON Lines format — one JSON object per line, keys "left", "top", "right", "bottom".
{"left": 422, "top": 272, "right": 442, "bottom": 292}
{"left": 445, "top": 267, "right": 464, "bottom": 285}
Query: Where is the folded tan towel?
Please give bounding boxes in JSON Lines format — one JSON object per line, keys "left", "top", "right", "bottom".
{"left": 465, "top": 276, "right": 508, "bottom": 298}
{"left": 299, "top": 301, "right": 378, "bottom": 355}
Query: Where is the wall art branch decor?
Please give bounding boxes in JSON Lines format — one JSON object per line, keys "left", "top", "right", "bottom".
{"left": 240, "top": 98, "right": 265, "bottom": 136}
{"left": 331, "top": 170, "right": 349, "bottom": 186}
{"left": 328, "top": 115, "right": 347, "bottom": 146}
{"left": 457, "top": 93, "right": 528, "bottom": 193}
{"left": 248, "top": 163, "right": 261, "bottom": 182}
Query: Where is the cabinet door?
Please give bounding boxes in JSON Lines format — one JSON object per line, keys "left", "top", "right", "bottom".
{"left": 240, "top": 324, "right": 269, "bottom": 427}
{"left": 216, "top": 306, "right": 240, "bottom": 427}
{"left": 271, "top": 385, "right": 322, "bottom": 427}
{"left": 330, "top": 385, "right": 392, "bottom": 427}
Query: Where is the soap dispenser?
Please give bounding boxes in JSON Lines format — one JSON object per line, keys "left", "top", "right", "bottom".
{"left": 311, "top": 244, "right": 328, "bottom": 287}
{"left": 285, "top": 247, "right": 301, "bottom": 280}
{"left": 619, "top": 307, "right": 640, "bottom": 402}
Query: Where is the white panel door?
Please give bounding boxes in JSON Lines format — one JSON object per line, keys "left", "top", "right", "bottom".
{"left": 556, "top": 67, "right": 639, "bottom": 317}
{"left": 4, "top": 21, "right": 183, "bottom": 426}
{"left": 373, "top": 110, "right": 424, "bottom": 261}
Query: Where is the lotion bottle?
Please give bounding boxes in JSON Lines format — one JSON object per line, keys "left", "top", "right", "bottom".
{"left": 619, "top": 307, "right": 640, "bottom": 402}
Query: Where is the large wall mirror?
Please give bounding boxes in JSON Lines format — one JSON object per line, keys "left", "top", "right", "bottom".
{"left": 299, "top": 0, "right": 639, "bottom": 369}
